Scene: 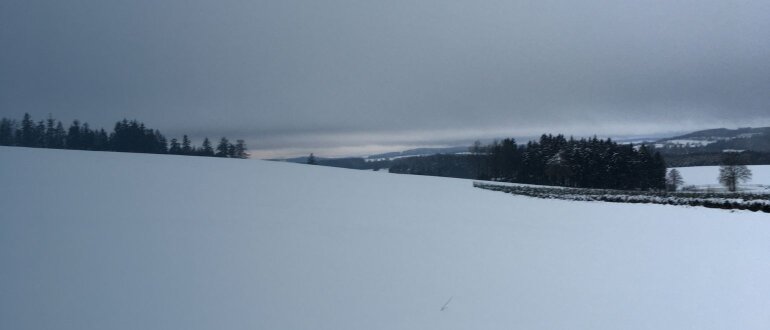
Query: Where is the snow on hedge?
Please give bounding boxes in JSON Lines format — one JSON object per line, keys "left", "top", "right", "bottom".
{"left": 474, "top": 182, "right": 770, "bottom": 213}
{"left": 2, "top": 146, "right": 770, "bottom": 330}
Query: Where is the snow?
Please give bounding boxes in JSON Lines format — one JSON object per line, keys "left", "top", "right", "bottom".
{"left": 473, "top": 182, "right": 770, "bottom": 211}
{"left": 737, "top": 133, "right": 763, "bottom": 138}
{"left": 2, "top": 146, "right": 770, "bottom": 330}
{"left": 675, "top": 165, "right": 770, "bottom": 193}
{"left": 664, "top": 139, "right": 718, "bottom": 146}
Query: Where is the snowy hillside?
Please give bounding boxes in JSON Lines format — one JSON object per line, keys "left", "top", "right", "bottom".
{"left": 2, "top": 146, "right": 770, "bottom": 330}
{"left": 655, "top": 127, "right": 770, "bottom": 152}
{"left": 675, "top": 165, "right": 770, "bottom": 193}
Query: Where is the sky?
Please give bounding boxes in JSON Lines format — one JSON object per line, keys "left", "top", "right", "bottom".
{"left": 2, "top": 0, "right": 769, "bottom": 158}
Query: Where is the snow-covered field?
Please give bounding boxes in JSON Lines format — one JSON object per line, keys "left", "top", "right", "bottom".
{"left": 2, "top": 146, "right": 770, "bottom": 330}
{"left": 675, "top": 165, "right": 770, "bottom": 193}
{"left": 663, "top": 139, "right": 719, "bottom": 147}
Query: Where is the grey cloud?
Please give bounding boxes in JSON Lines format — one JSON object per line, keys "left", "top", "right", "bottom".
{"left": 2, "top": 0, "right": 769, "bottom": 157}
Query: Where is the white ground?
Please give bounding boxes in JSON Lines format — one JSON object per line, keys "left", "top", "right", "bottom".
{"left": 664, "top": 139, "right": 719, "bottom": 147}
{"left": 2, "top": 146, "right": 770, "bottom": 330}
{"left": 675, "top": 165, "right": 770, "bottom": 193}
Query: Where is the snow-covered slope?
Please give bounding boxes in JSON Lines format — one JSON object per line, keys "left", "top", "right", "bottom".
{"left": 1, "top": 146, "right": 770, "bottom": 330}
{"left": 675, "top": 165, "right": 770, "bottom": 193}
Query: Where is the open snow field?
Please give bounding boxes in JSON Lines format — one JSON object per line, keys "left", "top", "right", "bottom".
{"left": 2, "top": 146, "right": 770, "bottom": 330}
{"left": 675, "top": 165, "right": 770, "bottom": 193}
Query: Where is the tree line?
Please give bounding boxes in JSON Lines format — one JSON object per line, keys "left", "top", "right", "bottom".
{"left": 661, "top": 150, "right": 770, "bottom": 167}
{"left": 0, "top": 113, "right": 249, "bottom": 158}
{"left": 391, "top": 134, "right": 667, "bottom": 190}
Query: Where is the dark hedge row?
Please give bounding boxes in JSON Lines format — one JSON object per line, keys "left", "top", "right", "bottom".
{"left": 473, "top": 182, "right": 770, "bottom": 213}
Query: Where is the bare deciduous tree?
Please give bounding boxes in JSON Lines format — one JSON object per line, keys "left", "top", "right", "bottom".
{"left": 666, "top": 168, "right": 684, "bottom": 191}
{"left": 719, "top": 153, "right": 752, "bottom": 192}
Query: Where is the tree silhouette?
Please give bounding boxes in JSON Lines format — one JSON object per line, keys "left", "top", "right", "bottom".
{"left": 0, "top": 118, "right": 15, "bottom": 146}
{"left": 20, "top": 113, "right": 36, "bottom": 147}
{"left": 666, "top": 168, "right": 684, "bottom": 191}
{"left": 216, "top": 137, "right": 230, "bottom": 157}
{"left": 234, "top": 140, "right": 249, "bottom": 159}
{"left": 201, "top": 137, "right": 215, "bottom": 156}
{"left": 169, "top": 138, "right": 181, "bottom": 154}
{"left": 719, "top": 152, "right": 752, "bottom": 192}
{"left": 0, "top": 113, "right": 250, "bottom": 159}
{"left": 66, "top": 120, "right": 82, "bottom": 149}
{"left": 182, "top": 135, "right": 192, "bottom": 155}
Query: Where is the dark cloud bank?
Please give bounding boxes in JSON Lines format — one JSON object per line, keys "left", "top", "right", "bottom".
{"left": 2, "top": 0, "right": 769, "bottom": 157}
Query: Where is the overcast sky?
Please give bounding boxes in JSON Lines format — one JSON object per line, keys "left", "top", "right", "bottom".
{"left": 2, "top": 0, "right": 769, "bottom": 158}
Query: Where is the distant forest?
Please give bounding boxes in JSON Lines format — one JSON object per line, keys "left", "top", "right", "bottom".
{"left": 663, "top": 127, "right": 770, "bottom": 153}
{"left": 294, "top": 134, "right": 669, "bottom": 190}
{"left": 0, "top": 113, "right": 248, "bottom": 158}
{"left": 655, "top": 127, "right": 770, "bottom": 166}
{"left": 390, "top": 135, "right": 667, "bottom": 190}
{"left": 661, "top": 151, "right": 770, "bottom": 167}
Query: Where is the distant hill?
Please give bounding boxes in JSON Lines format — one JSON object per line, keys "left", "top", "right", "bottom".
{"left": 273, "top": 127, "right": 770, "bottom": 170}
{"left": 272, "top": 156, "right": 391, "bottom": 171}
{"left": 656, "top": 127, "right": 770, "bottom": 152}
{"left": 365, "top": 146, "right": 470, "bottom": 160}
{"left": 663, "top": 127, "right": 770, "bottom": 140}
{"left": 274, "top": 156, "right": 317, "bottom": 164}
{"left": 271, "top": 146, "right": 471, "bottom": 171}
{"left": 655, "top": 127, "right": 770, "bottom": 166}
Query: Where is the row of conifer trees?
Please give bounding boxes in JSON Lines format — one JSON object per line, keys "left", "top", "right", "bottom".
{"left": 390, "top": 134, "right": 667, "bottom": 190}
{"left": 473, "top": 134, "right": 667, "bottom": 190}
{"left": 0, "top": 113, "right": 248, "bottom": 158}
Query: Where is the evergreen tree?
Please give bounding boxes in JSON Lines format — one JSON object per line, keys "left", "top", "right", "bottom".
{"left": 94, "top": 129, "right": 109, "bottom": 150}
{"left": 234, "top": 139, "right": 249, "bottom": 159}
{"left": 0, "top": 118, "right": 16, "bottom": 146}
{"left": 215, "top": 137, "right": 230, "bottom": 157}
{"left": 636, "top": 145, "right": 654, "bottom": 190}
{"left": 44, "top": 115, "right": 56, "bottom": 148}
{"left": 182, "top": 135, "right": 192, "bottom": 155}
{"left": 307, "top": 153, "right": 317, "bottom": 165}
{"left": 80, "top": 123, "right": 95, "bottom": 150}
{"left": 469, "top": 140, "right": 486, "bottom": 179}
{"left": 545, "top": 151, "right": 571, "bottom": 186}
{"left": 498, "top": 138, "right": 520, "bottom": 180}
{"left": 34, "top": 120, "right": 46, "bottom": 147}
{"left": 66, "top": 120, "right": 82, "bottom": 149}
{"left": 53, "top": 121, "right": 66, "bottom": 148}
{"left": 155, "top": 131, "right": 168, "bottom": 154}
{"left": 169, "top": 138, "right": 181, "bottom": 154}
{"left": 20, "top": 113, "right": 36, "bottom": 147}
{"left": 227, "top": 142, "right": 236, "bottom": 158}
{"left": 650, "top": 151, "right": 667, "bottom": 190}
{"left": 14, "top": 127, "right": 22, "bottom": 146}
{"left": 201, "top": 137, "right": 214, "bottom": 156}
